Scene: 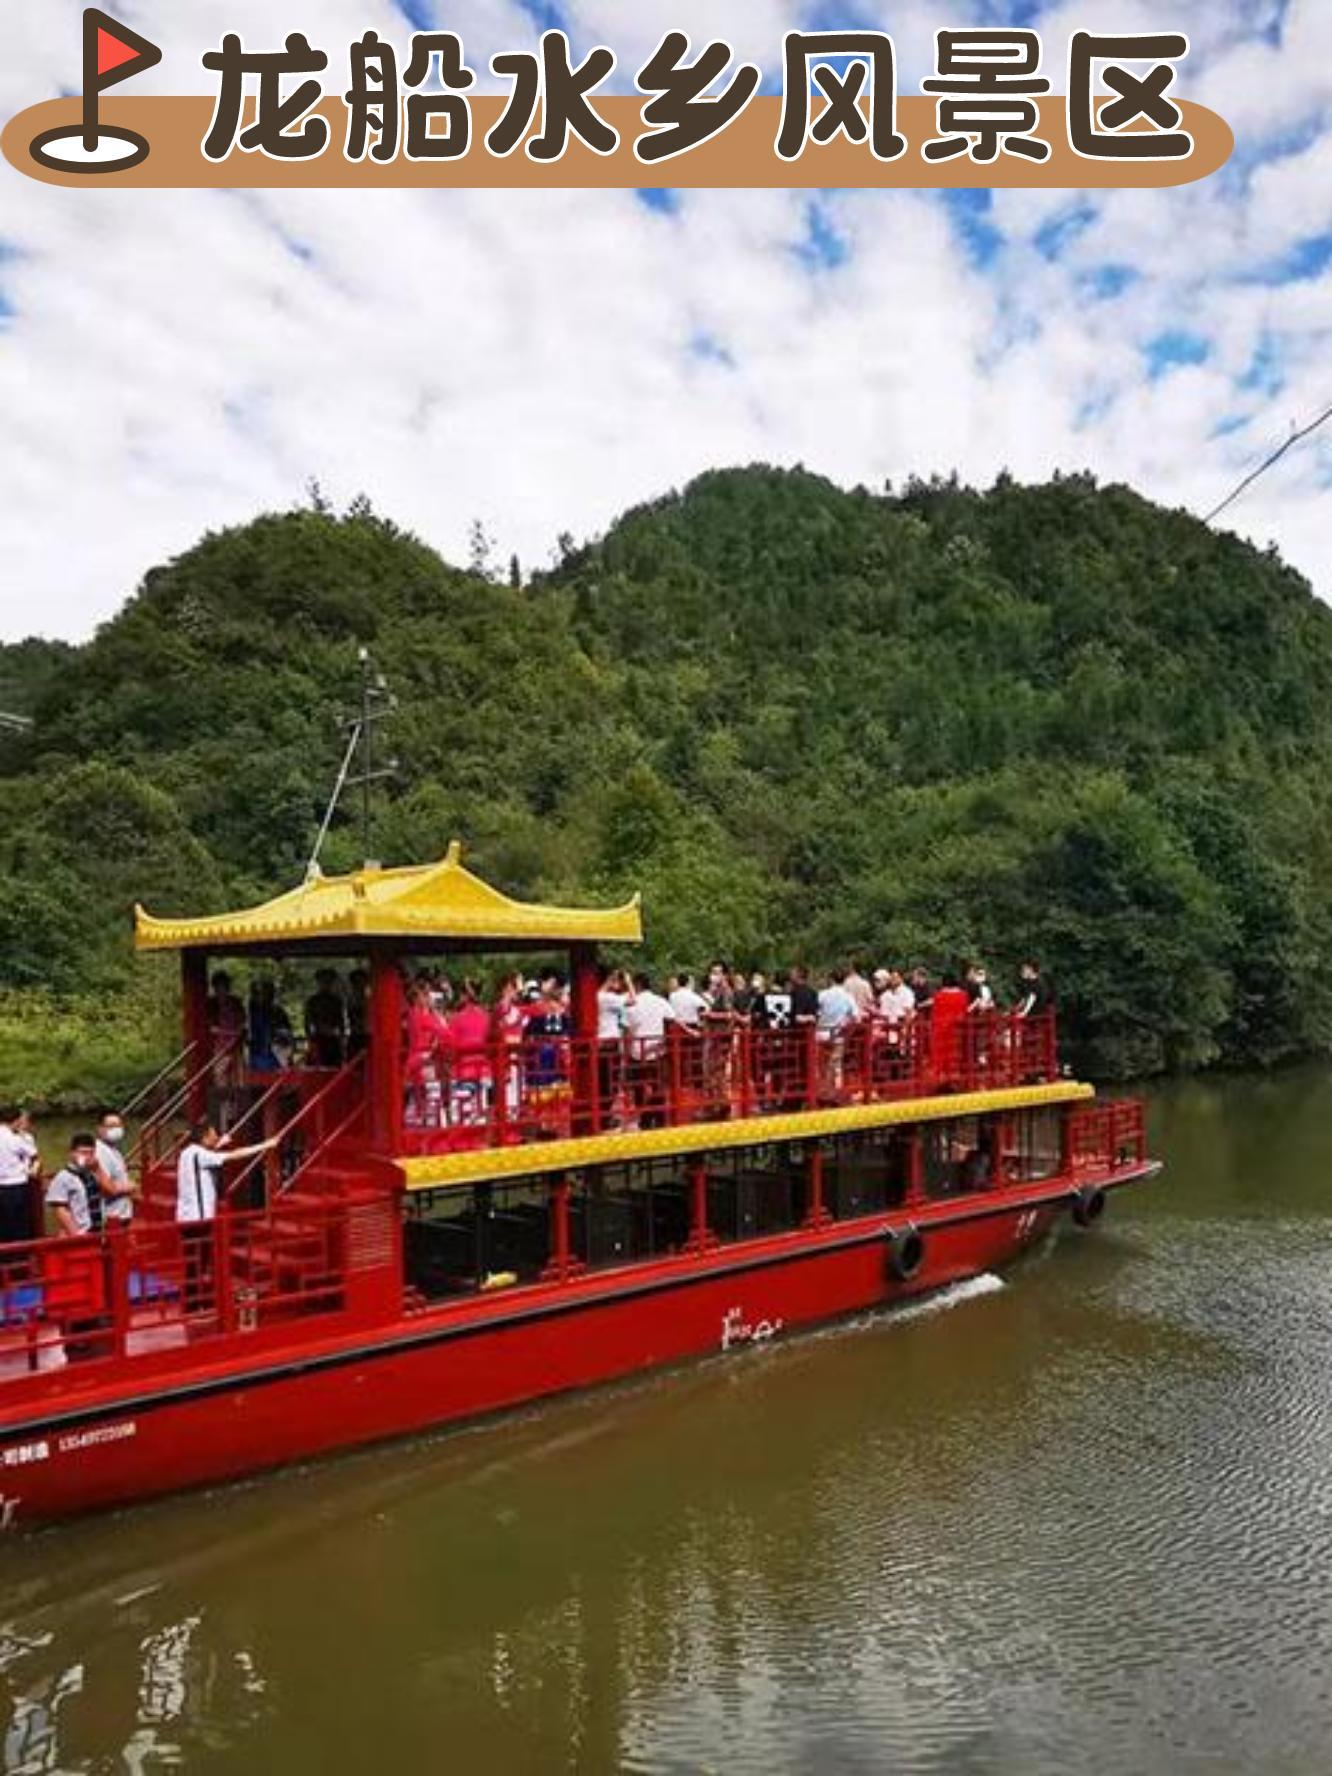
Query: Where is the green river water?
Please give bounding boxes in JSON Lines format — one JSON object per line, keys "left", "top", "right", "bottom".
{"left": 4, "top": 1068, "right": 1332, "bottom": 1773}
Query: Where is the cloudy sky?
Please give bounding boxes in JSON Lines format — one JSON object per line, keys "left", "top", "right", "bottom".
{"left": 1, "top": 0, "right": 1328, "bottom": 639}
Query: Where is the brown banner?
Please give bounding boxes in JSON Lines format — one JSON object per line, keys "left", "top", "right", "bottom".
{"left": 3, "top": 95, "right": 1232, "bottom": 190}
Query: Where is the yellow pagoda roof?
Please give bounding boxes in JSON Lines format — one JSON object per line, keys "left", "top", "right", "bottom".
{"left": 134, "top": 842, "right": 643, "bottom": 953}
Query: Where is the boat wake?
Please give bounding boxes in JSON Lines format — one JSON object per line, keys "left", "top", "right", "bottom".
{"left": 792, "top": 1271, "right": 1008, "bottom": 1352}
{"left": 888, "top": 1271, "right": 1007, "bottom": 1322}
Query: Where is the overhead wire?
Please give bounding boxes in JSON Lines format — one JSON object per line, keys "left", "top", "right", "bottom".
{"left": 1204, "top": 398, "right": 1332, "bottom": 525}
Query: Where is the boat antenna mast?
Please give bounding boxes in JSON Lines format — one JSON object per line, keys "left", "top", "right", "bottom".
{"left": 305, "top": 646, "right": 398, "bottom": 881}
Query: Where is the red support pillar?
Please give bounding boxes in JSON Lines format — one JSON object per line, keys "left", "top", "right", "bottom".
{"left": 214, "top": 1213, "right": 234, "bottom": 1333}
{"left": 905, "top": 1128, "right": 925, "bottom": 1208}
{"left": 570, "top": 945, "right": 600, "bottom": 1039}
{"left": 182, "top": 950, "right": 209, "bottom": 1123}
{"left": 667, "top": 1027, "right": 683, "bottom": 1127}
{"left": 1059, "top": 1106, "right": 1075, "bottom": 1182}
{"left": 543, "top": 1173, "right": 573, "bottom": 1282}
{"left": 685, "top": 1159, "right": 716, "bottom": 1255}
{"left": 108, "top": 1226, "right": 131, "bottom": 1360}
{"left": 570, "top": 943, "right": 600, "bottom": 1135}
{"left": 998, "top": 1115, "right": 1017, "bottom": 1186}
{"left": 738, "top": 1025, "right": 755, "bottom": 1120}
{"left": 262, "top": 1090, "right": 280, "bottom": 1206}
{"left": 368, "top": 951, "right": 405, "bottom": 1153}
{"left": 804, "top": 1145, "right": 831, "bottom": 1230}
{"left": 491, "top": 1039, "right": 510, "bottom": 1145}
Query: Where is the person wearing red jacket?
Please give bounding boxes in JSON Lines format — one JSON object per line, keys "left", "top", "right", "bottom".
{"left": 929, "top": 973, "right": 970, "bottom": 1088}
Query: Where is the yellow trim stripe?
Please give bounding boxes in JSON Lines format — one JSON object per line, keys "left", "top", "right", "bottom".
{"left": 399, "top": 1081, "right": 1095, "bottom": 1192}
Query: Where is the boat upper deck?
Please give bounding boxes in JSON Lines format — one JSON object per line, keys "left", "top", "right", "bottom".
{"left": 127, "top": 845, "right": 1069, "bottom": 1180}
{"left": 130, "top": 1008, "right": 1063, "bottom": 1196}
{"left": 393, "top": 1010, "right": 1061, "bottom": 1160}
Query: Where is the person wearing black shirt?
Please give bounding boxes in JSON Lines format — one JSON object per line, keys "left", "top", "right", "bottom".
{"left": 781, "top": 967, "right": 820, "bottom": 1107}
{"left": 346, "top": 968, "right": 370, "bottom": 1058}
{"left": 788, "top": 966, "right": 819, "bottom": 1026}
{"left": 755, "top": 974, "right": 792, "bottom": 1030}
{"left": 525, "top": 978, "right": 571, "bottom": 1090}
{"left": 305, "top": 971, "right": 348, "bottom": 1068}
{"left": 745, "top": 974, "right": 783, "bottom": 1107}
{"left": 1013, "top": 961, "right": 1052, "bottom": 1018}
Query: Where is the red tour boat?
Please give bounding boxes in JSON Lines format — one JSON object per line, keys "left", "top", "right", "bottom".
{"left": 0, "top": 845, "right": 1158, "bottom": 1528}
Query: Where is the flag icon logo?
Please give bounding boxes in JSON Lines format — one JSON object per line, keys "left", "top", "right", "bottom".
{"left": 30, "top": 9, "right": 163, "bottom": 174}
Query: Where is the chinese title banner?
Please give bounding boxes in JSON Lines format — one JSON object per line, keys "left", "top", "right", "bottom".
{"left": 4, "top": 20, "right": 1234, "bottom": 190}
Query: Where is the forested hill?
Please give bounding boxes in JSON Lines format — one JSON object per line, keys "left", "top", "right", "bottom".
{"left": 4, "top": 464, "right": 1332, "bottom": 1082}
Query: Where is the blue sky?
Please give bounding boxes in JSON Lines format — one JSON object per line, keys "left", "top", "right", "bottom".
{"left": 1, "top": 0, "right": 1330, "bottom": 635}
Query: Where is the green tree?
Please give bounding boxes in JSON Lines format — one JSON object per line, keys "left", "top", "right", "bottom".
{"left": 8, "top": 468, "right": 1332, "bottom": 1084}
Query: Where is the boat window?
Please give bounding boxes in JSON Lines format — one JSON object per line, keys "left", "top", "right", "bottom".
{"left": 706, "top": 1146, "right": 806, "bottom": 1245}
{"left": 822, "top": 1130, "right": 911, "bottom": 1219}
{"left": 476, "top": 1179, "right": 551, "bottom": 1286}
{"left": 404, "top": 1179, "right": 551, "bottom": 1298}
{"left": 922, "top": 1117, "right": 996, "bottom": 1198}
{"left": 1011, "top": 1108, "right": 1062, "bottom": 1182}
{"left": 570, "top": 1160, "right": 692, "bottom": 1271}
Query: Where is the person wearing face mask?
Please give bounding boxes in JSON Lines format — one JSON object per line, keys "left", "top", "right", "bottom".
{"left": 45, "top": 1134, "right": 104, "bottom": 1238}
{"left": 94, "top": 1110, "right": 138, "bottom": 1227}
{"left": 45, "top": 1135, "right": 116, "bottom": 1356}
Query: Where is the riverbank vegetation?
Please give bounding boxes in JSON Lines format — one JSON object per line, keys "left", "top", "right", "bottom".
{"left": 3, "top": 464, "right": 1332, "bottom": 1103}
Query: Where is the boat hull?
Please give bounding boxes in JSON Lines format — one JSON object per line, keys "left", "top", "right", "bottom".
{"left": 0, "top": 1181, "right": 1142, "bottom": 1530}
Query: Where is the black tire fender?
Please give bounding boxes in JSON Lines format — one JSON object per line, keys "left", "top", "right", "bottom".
{"left": 886, "top": 1225, "right": 925, "bottom": 1283}
{"left": 1072, "top": 1185, "right": 1107, "bottom": 1229}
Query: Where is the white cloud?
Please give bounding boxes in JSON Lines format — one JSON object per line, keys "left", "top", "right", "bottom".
{"left": 0, "top": 0, "right": 1329, "bottom": 639}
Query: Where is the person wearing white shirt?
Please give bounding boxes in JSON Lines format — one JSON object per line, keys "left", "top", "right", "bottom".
{"left": 176, "top": 1122, "right": 279, "bottom": 1313}
{"left": 13, "top": 1111, "right": 38, "bottom": 1177}
{"left": 669, "top": 974, "right": 710, "bottom": 1030}
{"left": 624, "top": 980, "right": 676, "bottom": 1056}
{"left": 0, "top": 1108, "right": 39, "bottom": 1244}
{"left": 817, "top": 972, "right": 858, "bottom": 1037}
{"left": 597, "top": 968, "right": 634, "bottom": 1042}
{"left": 595, "top": 968, "right": 636, "bottom": 1126}
{"left": 668, "top": 974, "right": 710, "bottom": 1110}
{"left": 176, "top": 1123, "right": 278, "bottom": 1224}
{"left": 624, "top": 975, "right": 677, "bottom": 1128}
{"left": 875, "top": 970, "right": 917, "bottom": 1025}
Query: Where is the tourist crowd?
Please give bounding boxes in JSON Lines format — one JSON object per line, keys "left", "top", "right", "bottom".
{"left": 398, "top": 957, "right": 1051, "bottom": 1067}
{"left": 393, "top": 957, "right": 1053, "bottom": 1135}
{"left": 197, "top": 955, "right": 1050, "bottom": 1083}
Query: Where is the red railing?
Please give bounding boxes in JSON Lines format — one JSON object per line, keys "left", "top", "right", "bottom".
{"left": 1066, "top": 1099, "right": 1148, "bottom": 1177}
{"left": 129, "top": 1038, "right": 225, "bottom": 1174}
{"left": 120, "top": 1039, "right": 199, "bottom": 1125}
{"left": 0, "top": 1233, "right": 114, "bottom": 1375}
{"left": 400, "top": 1011, "right": 1060, "bottom": 1157}
{"left": 223, "top": 1056, "right": 369, "bottom": 1208}
{"left": 0, "top": 1194, "right": 397, "bottom": 1384}
{"left": 136, "top": 1057, "right": 370, "bottom": 1219}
